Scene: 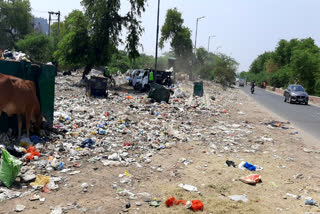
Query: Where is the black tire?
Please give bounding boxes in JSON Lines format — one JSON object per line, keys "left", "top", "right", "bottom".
{"left": 284, "top": 96, "right": 287, "bottom": 102}
{"left": 305, "top": 101, "right": 308, "bottom": 105}
{"left": 289, "top": 96, "right": 293, "bottom": 104}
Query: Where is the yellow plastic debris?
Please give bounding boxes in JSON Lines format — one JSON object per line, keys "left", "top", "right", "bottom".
{"left": 30, "top": 174, "right": 50, "bottom": 187}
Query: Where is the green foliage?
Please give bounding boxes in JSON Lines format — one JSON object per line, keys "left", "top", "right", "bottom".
{"left": 15, "top": 34, "right": 54, "bottom": 63}
{"left": 160, "top": 8, "right": 193, "bottom": 65}
{"left": 249, "top": 37, "right": 320, "bottom": 95}
{"left": 269, "top": 66, "right": 292, "bottom": 88}
{"left": 213, "top": 54, "right": 239, "bottom": 87}
{"left": 105, "top": 52, "right": 169, "bottom": 74}
{"left": 54, "top": 10, "right": 89, "bottom": 67}
{"left": 0, "top": 0, "right": 33, "bottom": 49}
{"left": 108, "top": 51, "right": 131, "bottom": 74}
{"left": 81, "top": 0, "right": 146, "bottom": 66}
{"left": 291, "top": 48, "right": 320, "bottom": 94}
{"left": 131, "top": 54, "right": 154, "bottom": 69}
{"left": 239, "top": 71, "right": 248, "bottom": 79}
{"left": 248, "top": 52, "right": 273, "bottom": 74}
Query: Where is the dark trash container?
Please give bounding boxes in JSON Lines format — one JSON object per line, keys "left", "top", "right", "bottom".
{"left": 193, "top": 81, "right": 204, "bottom": 97}
{"left": 86, "top": 76, "right": 108, "bottom": 98}
{"left": 148, "top": 83, "right": 171, "bottom": 103}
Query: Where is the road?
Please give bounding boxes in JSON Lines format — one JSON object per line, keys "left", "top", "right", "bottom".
{"left": 240, "top": 85, "right": 320, "bottom": 141}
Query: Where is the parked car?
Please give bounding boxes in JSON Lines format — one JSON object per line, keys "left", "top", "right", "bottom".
{"left": 134, "top": 70, "right": 150, "bottom": 92}
{"left": 239, "top": 78, "right": 245, "bottom": 87}
{"left": 130, "top": 69, "right": 144, "bottom": 87}
{"left": 284, "top": 84, "right": 309, "bottom": 105}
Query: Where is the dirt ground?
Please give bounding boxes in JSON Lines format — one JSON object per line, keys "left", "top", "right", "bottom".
{"left": 1, "top": 78, "right": 320, "bottom": 214}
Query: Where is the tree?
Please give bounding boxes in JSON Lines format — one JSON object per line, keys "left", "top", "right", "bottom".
{"left": 239, "top": 71, "right": 248, "bottom": 79}
{"left": 291, "top": 49, "right": 320, "bottom": 94}
{"left": 80, "top": 0, "right": 146, "bottom": 79}
{"left": 195, "top": 47, "right": 209, "bottom": 66}
{"left": 249, "top": 52, "right": 273, "bottom": 74}
{"left": 54, "top": 10, "right": 89, "bottom": 68}
{"left": 159, "top": 8, "right": 193, "bottom": 75}
{"left": 214, "top": 54, "right": 239, "bottom": 87}
{"left": 15, "top": 33, "right": 54, "bottom": 63}
{"left": 0, "top": 0, "right": 33, "bottom": 49}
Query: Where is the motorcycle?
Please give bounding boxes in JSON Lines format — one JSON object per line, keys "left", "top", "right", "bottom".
{"left": 251, "top": 86, "right": 255, "bottom": 94}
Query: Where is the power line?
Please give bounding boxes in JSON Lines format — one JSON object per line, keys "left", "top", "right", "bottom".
{"left": 31, "top": 8, "right": 49, "bottom": 14}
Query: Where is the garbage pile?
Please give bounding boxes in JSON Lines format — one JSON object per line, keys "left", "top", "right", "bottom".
{"left": 0, "top": 50, "right": 30, "bottom": 62}
{"left": 0, "top": 73, "right": 317, "bottom": 213}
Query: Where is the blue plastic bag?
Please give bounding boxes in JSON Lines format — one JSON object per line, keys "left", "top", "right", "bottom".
{"left": 244, "top": 162, "right": 256, "bottom": 171}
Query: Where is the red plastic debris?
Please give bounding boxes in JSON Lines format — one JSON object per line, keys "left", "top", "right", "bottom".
{"left": 221, "top": 110, "right": 228, "bottom": 113}
{"left": 126, "top": 96, "right": 133, "bottom": 99}
{"left": 26, "top": 146, "right": 40, "bottom": 160}
{"left": 104, "top": 112, "right": 110, "bottom": 117}
{"left": 42, "top": 185, "right": 51, "bottom": 193}
{"left": 165, "top": 197, "right": 186, "bottom": 207}
{"left": 165, "top": 197, "right": 176, "bottom": 207}
{"left": 165, "top": 197, "right": 203, "bottom": 211}
{"left": 240, "top": 174, "right": 262, "bottom": 184}
{"left": 191, "top": 200, "right": 204, "bottom": 211}
{"left": 123, "top": 143, "right": 133, "bottom": 147}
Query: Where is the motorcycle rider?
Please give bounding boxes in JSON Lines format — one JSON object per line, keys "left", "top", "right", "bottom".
{"left": 251, "top": 81, "right": 255, "bottom": 93}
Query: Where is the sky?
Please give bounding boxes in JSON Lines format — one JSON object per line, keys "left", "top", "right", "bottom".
{"left": 30, "top": 0, "right": 320, "bottom": 72}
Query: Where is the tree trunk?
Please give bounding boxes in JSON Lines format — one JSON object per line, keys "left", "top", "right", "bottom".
{"left": 82, "top": 65, "right": 93, "bottom": 80}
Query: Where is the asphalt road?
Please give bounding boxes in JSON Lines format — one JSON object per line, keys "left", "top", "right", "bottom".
{"left": 240, "top": 86, "right": 320, "bottom": 141}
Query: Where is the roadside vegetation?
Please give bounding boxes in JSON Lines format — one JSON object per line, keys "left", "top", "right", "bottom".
{"left": 1, "top": 1, "right": 238, "bottom": 87}
{"left": 243, "top": 38, "right": 320, "bottom": 96}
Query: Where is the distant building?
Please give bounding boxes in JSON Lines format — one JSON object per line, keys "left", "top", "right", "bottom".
{"left": 33, "top": 17, "right": 49, "bottom": 35}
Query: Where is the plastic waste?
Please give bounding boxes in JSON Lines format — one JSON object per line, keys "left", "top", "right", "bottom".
{"left": 47, "top": 156, "right": 61, "bottom": 169}
{"left": 0, "top": 149, "right": 22, "bottom": 188}
{"left": 178, "top": 183, "right": 199, "bottom": 193}
{"left": 226, "top": 160, "right": 236, "bottom": 167}
{"left": 6, "top": 145, "right": 25, "bottom": 158}
{"left": 30, "top": 174, "right": 50, "bottom": 187}
{"left": 81, "top": 138, "right": 95, "bottom": 149}
{"left": 229, "top": 194, "right": 248, "bottom": 202}
{"left": 30, "top": 136, "right": 48, "bottom": 144}
{"left": 244, "top": 162, "right": 256, "bottom": 171}
{"left": 26, "top": 146, "right": 41, "bottom": 160}
{"left": 20, "top": 136, "right": 32, "bottom": 148}
{"left": 305, "top": 199, "right": 317, "bottom": 206}
{"left": 191, "top": 200, "right": 204, "bottom": 211}
{"left": 165, "top": 197, "right": 203, "bottom": 211}
{"left": 149, "top": 200, "right": 160, "bottom": 207}
{"left": 239, "top": 161, "right": 263, "bottom": 171}
{"left": 240, "top": 174, "right": 262, "bottom": 184}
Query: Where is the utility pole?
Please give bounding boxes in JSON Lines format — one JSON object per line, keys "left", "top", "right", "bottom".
{"left": 194, "top": 16, "right": 205, "bottom": 51}
{"left": 154, "top": 0, "right": 160, "bottom": 83}
{"left": 57, "top": 11, "right": 60, "bottom": 36}
{"left": 48, "top": 11, "right": 61, "bottom": 36}
{"left": 48, "top": 12, "right": 51, "bottom": 36}
{"left": 208, "top": 35, "right": 215, "bottom": 52}
{"left": 192, "top": 16, "right": 205, "bottom": 81}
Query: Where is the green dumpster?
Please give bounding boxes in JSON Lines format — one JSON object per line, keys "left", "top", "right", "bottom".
{"left": 0, "top": 60, "right": 56, "bottom": 132}
{"left": 193, "top": 81, "right": 204, "bottom": 97}
{"left": 148, "top": 83, "right": 171, "bottom": 103}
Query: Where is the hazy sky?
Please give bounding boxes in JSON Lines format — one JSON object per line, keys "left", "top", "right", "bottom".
{"left": 30, "top": 0, "right": 320, "bottom": 72}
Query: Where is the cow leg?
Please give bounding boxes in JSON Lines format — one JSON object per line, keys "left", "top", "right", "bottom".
{"left": 17, "top": 114, "right": 22, "bottom": 140}
{"left": 25, "top": 112, "right": 31, "bottom": 138}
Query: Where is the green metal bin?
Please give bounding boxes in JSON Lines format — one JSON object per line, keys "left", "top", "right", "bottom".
{"left": 0, "top": 60, "right": 56, "bottom": 132}
{"left": 193, "top": 81, "right": 204, "bottom": 97}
